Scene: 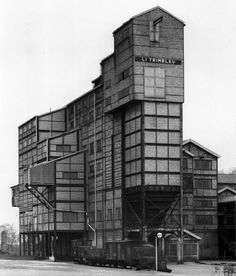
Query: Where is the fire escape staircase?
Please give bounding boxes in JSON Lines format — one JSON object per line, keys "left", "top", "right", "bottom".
{"left": 25, "top": 183, "right": 95, "bottom": 232}
{"left": 25, "top": 183, "right": 54, "bottom": 210}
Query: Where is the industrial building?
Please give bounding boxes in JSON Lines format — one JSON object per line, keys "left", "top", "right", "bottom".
{"left": 218, "top": 174, "right": 236, "bottom": 259}
{"left": 11, "top": 6, "right": 221, "bottom": 261}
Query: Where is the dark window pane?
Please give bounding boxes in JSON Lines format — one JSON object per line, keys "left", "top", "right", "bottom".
{"left": 194, "top": 160, "right": 212, "bottom": 170}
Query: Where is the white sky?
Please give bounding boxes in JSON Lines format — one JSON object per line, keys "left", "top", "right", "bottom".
{"left": 0, "top": 0, "right": 236, "bottom": 228}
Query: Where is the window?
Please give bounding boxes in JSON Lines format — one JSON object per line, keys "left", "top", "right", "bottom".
{"left": 90, "top": 142, "right": 94, "bottom": 155}
{"left": 107, "top": 209, "right": 112, "bottom": 220}
{"left": 169, "top": 244, "right": 177, "bottom": 256}
{"left": 62, "top": 172, "right": 78, "bottom": 179}
{"left": 96, "top": 139, "right": 102, "bottom": 152}
{"left": 96, "top": 106, "right": 102, "bottom": 116}
{"left": 183, "top": 197, "right": 188, "bottom": 207}
{"left": 90, "top": 211, "right": 95, "bottom": 222}
{"left": 144, "top": 67, "right": 165, "bottom": 98}
{"left": 118, "top": 69, "right": 129, "bottom": 82}
{"left": 126, "top": 160, "right": 141, "bottom": 175}
{"left": 194, "top": 160, "right": 212, "bottom": 170}
{"left": 115, "top": 207, "right": 121, "bottom": 220}
{"left": 183, "top": 174, "right": 193, "bottom": 190}
{"left": 149, "top": 16, "right": 162, "bottom": 42}
{"left": 104, "top": 79, "right": 111, "bottom": 89}
{"left": 96, "top": 91, "right": 102, "bottom": 101}
{"left": 183, "top": 215, "right": 188, "bottom": 225}
{"left": 89, "top": 165, "right": 94, "bottom": 175}
{"left": 82, "top": 114, "right": 88, "bottom": 124}
{"left": 125, "top": 132, "right": 141, "bottom": 148}
{"left": 89, "top": 110, "right": 94, "bottom": 121}
{"left": 184, "top": 244, "right": 197, "bottom": 256}
{"left": 89, "top": 95, "right": 94, "bottom": 106}
{"left": 63, "top": 212, "right": 78, "bottom": 222}
{"left": 195, "top": 179, "right": 212, "bottom": 189}
{"left": 118, "top": 88, "right": 129, "bottom": 100}
{"left": 105, "top": 97, "right": 111, "bottom": 106}
{"left": 97, "top": 210, "right": 102, "bottom": 221}
{"left": 195, "top": 215, "right": 213, "bottom": 225}
{"left": 97, "top": 162, "right": 102, "bottom": 171}
{"left": 56, "top": 145, "right": 71, "bottom": 152}
{"left": 183, "top": 158, "right": 188, "bottom": 169}
{"left": 68, "top": 105, "right": 74, "bottom": 120}
{"left": 195, "top": 200, "right": 212, "bottom": 208}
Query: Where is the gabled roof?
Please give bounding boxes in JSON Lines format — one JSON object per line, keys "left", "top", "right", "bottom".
{"left": 183, "top": 139, "right": 220, "bottom": 158}
{"left": 218, "top": 187, "right": 236, "bottom": 195}
{"left": 183, "top": 148, "right": 195, "bottom": 158}
{"left": 165, "top": 229, "right": 201, "bottom": 241}
{"left": 184, "top": 229, "right": 201, "bottom": 241}
{"left": 113, "top": 6, "right": 185, "bottom": 34}
{"left": 133, "top": 6, "right": 185, "bottom": 26}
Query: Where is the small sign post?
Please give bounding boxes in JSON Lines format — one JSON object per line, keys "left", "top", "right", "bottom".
{"left": 155, "top": 232, "right": 163, "bottom": 271}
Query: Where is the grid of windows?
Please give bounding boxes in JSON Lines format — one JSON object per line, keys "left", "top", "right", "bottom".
{"left": 63, "top": 212, "right": 78, "bottom": 223}
{"left": 144, "top": 131, "right": 180, "bottom": 145}
{"left": 143, "top": 102, "right": 181, "bottom": 186}
{"left": 56, "top": 145, "right": 71, "bottom": 152}
{"left": 183, "top": 244, "right": 197, "bottom": 256}
{"left": 62, "top": 172, "right": 78, "bottom": 179}
{"left": 126, "top": 160, "right": 141, "bottom": 175}
{"left": 195, "top": 179, "right": 212, "bottom": 189}
{"left": 145, "top": 116, "right": 180, "bottom": 131}
{"left": 145, "top": 173, "right": 180, "bottom": 186}
{"left": 195, "top": 200, "right": 213, "bottom": 208}
{"left": 195, "top": 215, "right": 213, "bottom": 225}
{"left": 194, "top": 160, "right": 212, "bottom": 170}
{"left": 144, "top": 102, "right": 180, "bottom": 116}
{"left": 145, "top": 145, "right": 180, "bottom": 158}
{"left": 144, "top": 67, "right": 165, "bottom": 98}
{"left": 118, "top": 68, "right": 129, "bottom": 82}
{"left": 125, "top": 103, "right": 142, "bottom": 188}
{"left": 118, "top": 88, "right": 129, "bottom": 100}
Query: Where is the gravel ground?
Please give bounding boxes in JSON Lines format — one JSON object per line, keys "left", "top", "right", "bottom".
{"left": 0, "top": 255, "right": 232, "bottom": 276}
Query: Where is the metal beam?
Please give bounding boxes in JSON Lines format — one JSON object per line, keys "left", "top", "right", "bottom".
{"left": 125, "top": 198, "right": 142, "bottom": 225}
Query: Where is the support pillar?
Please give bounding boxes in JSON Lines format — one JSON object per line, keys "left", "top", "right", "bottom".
{"left": 142, "top": 226, "right": 148, "bottom": 242}
{"left": 235, "top": 201, "right": 236, "bottom": 260}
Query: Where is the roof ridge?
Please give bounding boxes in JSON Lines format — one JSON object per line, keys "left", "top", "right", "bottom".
{"left": 132, "top": 5, "right": 185, "bottom": 25}
{"left": 183, "top": 138, "right": 220, "bottom": 158}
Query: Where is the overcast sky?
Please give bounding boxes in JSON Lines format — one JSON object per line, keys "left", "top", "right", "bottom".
{"left": 0, "top": 0, "right": 235, "bottom": 228}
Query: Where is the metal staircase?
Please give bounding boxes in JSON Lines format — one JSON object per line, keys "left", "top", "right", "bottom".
{"left": 25, "top": 183, "right": 54, "bottom": 210}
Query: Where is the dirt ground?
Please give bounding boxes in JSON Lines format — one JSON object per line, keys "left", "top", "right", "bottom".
{"left": 0, "top": 254, "right": 233, "bottom": 276}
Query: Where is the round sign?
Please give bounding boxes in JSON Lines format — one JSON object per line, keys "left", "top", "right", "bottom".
{"left": 157, "top": 232, "right": 162, "bottom": 238}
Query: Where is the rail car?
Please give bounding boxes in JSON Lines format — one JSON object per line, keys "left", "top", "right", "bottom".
{"left": 71, "top": 239, "right": 171, "bottom": 272}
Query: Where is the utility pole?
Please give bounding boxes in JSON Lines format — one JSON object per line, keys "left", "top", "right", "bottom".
{"left": 93, "top": 92, "right": 97, "bottom": 247}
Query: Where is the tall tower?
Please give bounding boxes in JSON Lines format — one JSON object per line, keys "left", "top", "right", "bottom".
{"left": 102, "top": 6, "right": 184, "bottom": 241}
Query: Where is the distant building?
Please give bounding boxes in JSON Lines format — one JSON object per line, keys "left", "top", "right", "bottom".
{"left": 182, "top": 139, "right": 219, "bottom": 259}
{"left": 218, "top": 174, "right": 236, "bottom": 259}
{"left": 0, "top": 225, "right": 19, "bottom": 255}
